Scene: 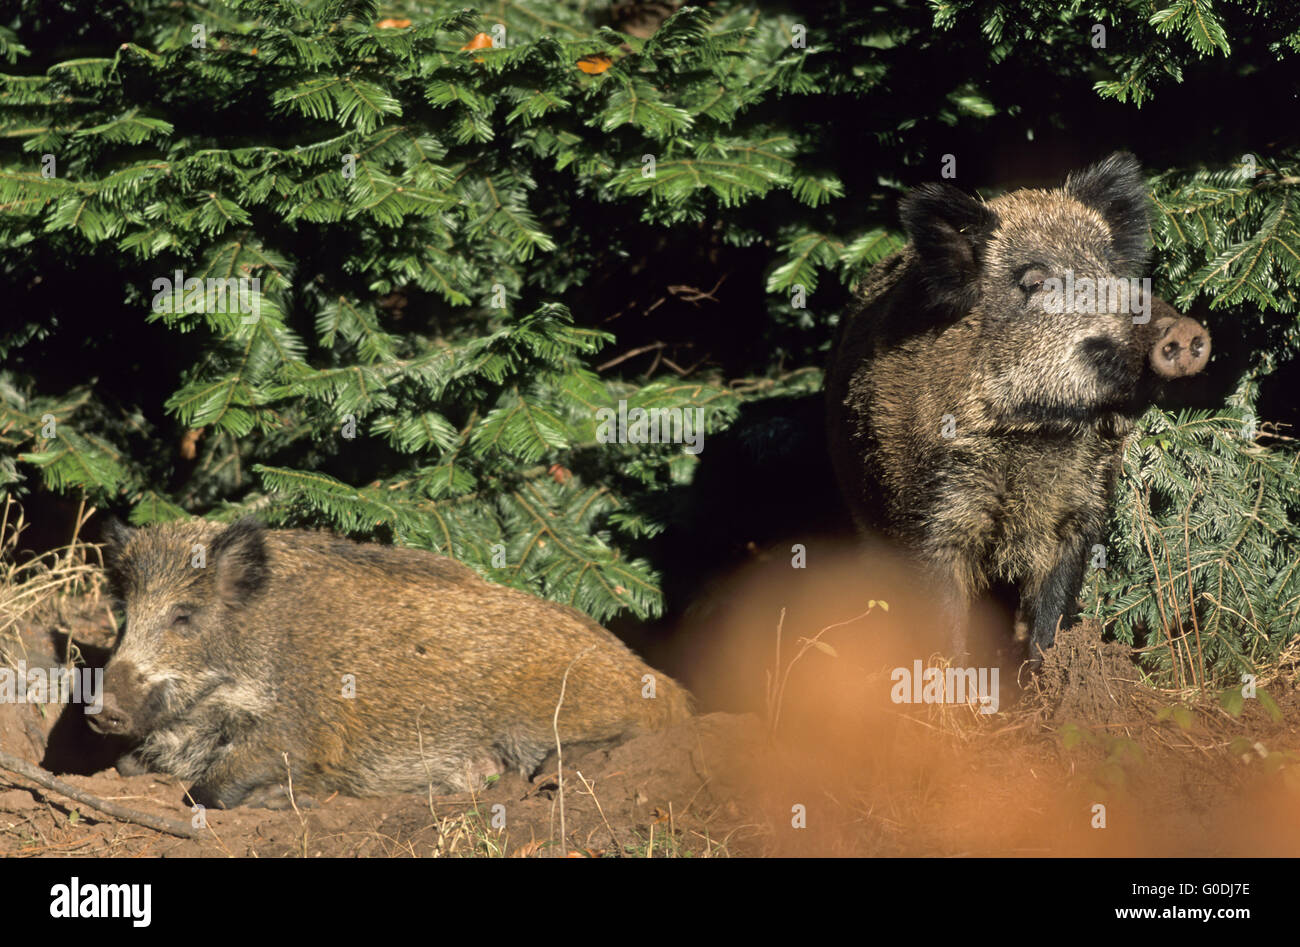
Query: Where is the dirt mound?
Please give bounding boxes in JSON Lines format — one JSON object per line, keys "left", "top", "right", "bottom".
{"left": 1, "top": 620, "right": 69, "bottom": 768}
{"left": 1030, "top": 620, "right": 1148, "bottom": 725}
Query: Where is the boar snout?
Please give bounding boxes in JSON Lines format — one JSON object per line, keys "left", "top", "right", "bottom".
{"left": 1150, "top": 315, "right": 1210, "bottom": 378}
{"left": 86, "top": 662, "right": 144, "bottom": 737}
{"left": 86, "top": 691, "right": 131, "bottom": 735}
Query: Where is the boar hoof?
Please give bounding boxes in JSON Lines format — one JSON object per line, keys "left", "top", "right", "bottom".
{"left": 1150, "top": 316, "right": 1210, "bottom": 378}
{"left": 188, "top": 782, "right": 316, "bottom": 810}
{"left": 240, "top": 784, "right": 317, "bottom": 810}
{"left": 115, "top": 751, "right": 149, "bottom": 777}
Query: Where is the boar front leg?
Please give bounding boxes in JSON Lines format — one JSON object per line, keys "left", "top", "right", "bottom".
{"left": 922, "top": 549, "right": 978, "bottom": 659}
{"left": 1022, "top": 535, "right": 1092, "bottom": 665}
{"left": 188, "top": 747, "right": 316, "bottom": 810}
{"left": 915, "top": 481, "right": 992, "bottom": 659}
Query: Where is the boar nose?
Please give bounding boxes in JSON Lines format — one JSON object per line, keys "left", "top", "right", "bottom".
{"left": 1150, "top": 316, "right": 1211, "bottom": 378}
{"left": 88, "top": 691, "right": 131, "bottom": 735}
{"left": 86, "top": 661, "right": 141, "bottom": 735}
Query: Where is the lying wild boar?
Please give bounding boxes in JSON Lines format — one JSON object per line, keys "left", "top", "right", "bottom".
{"left": 91, "top": 518, "right": 691, "bottom": 808}
{"left": 826, "top": 153, "right": 1210, "bottom": 662}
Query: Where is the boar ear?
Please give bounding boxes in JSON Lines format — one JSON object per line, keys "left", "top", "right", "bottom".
{"left": 100, "top": 516, "right": 135, "bottom": 596}
{"left": 900, "top": 183, "right": 999, "bottom": 312}
{"left": 209, "top": 517, "right": 269, "bottom": 605}
{"left": 101, "top": 516, "right": 133, "bottom": 560}
{"left": 1065, "top": 152, "right": 1150, "bottom": 271}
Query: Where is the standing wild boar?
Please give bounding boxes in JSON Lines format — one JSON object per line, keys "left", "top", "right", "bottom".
{"left": 90, "top": 518, "right": 692, "bottom": 808}
{"left": 826, "top": 153, "right": 1210, "bottom": 662}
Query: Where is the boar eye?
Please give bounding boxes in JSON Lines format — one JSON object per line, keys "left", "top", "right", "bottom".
{"left": 1018, "top": 267, "right": 1051, "bottom": 297}
{"left": 170, "top": 606, "right": 194, "bottom": 630}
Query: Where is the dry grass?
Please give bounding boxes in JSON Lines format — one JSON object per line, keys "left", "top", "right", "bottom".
{"left": 0, "top": 495, "right": 111, "bottom": 668}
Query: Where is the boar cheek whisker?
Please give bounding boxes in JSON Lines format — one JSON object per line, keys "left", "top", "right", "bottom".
{"left": 143, "top": 674, "right": 229, "bottom": 730}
